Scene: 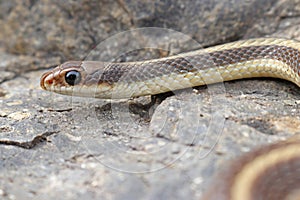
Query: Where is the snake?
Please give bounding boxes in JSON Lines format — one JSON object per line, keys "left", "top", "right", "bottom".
{"left": 40, "top": 38, "right": 300, "bottom": 200}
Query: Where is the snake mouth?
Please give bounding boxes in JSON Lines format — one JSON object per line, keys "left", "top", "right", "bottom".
{"left": 40, "top": 71, "right": 53, "bottom": 90}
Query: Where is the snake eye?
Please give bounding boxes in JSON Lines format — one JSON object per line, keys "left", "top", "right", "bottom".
{"left": 65, "top": 70, "right": 81, "bottom": 86}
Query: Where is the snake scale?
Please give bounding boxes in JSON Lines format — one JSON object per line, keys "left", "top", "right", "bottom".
{"left": 40, "top": 38, "right": 300, "bottom": 200}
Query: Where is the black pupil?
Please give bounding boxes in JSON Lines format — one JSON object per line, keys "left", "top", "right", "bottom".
{"left": 65, "top": 70, "right": 81, "bottom": 86}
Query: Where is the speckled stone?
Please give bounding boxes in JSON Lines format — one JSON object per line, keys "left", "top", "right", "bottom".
{"left": 1, "top": 0, "right": 300, "bottom": 199}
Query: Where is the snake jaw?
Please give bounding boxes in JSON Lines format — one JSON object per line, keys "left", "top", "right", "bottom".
{"left": 40, "top": 63, "right": 115, "bottom": 98}
{"left": 40, "top": 62, "right": 86, "bottom": 95}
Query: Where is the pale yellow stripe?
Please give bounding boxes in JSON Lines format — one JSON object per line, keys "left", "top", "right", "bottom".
{"left": 133, "top": 38, "right": 300, "bottom": 64}
{"left": 204, "top": 38, "right": 300, "bottom": 53}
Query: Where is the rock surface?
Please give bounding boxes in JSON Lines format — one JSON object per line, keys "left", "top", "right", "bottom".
{"left": 1, "top": 0, "right": 300, "bottom": 199}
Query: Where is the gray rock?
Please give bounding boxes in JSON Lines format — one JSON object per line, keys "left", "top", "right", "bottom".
{"left": 1, "top": 0, "right": 300, "bottom": 199}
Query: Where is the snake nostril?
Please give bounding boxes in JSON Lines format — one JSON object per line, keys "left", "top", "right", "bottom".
{"left": 40, "top": 71, "right": 54, "bottom": 90}
{"left": 46, "top": 78, "right": 53, "bottom": 85}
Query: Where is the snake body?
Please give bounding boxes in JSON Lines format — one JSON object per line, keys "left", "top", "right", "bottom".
{"left": 40, "top": 38, "right": 300, "bottom": 199}
{"left": 202, "top": 136, "right": 300, "bottom": 200}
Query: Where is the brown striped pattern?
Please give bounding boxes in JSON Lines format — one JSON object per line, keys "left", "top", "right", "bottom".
{"left": 83, "top": 45, "right": 300, "bottom": 85}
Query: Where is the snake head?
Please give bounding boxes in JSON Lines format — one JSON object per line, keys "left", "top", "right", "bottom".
{"left": 41, "top": 61, "right": 84, "bottom": 96}
{"left": 40, "top": 61, "right": 113, "bottom": 98}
